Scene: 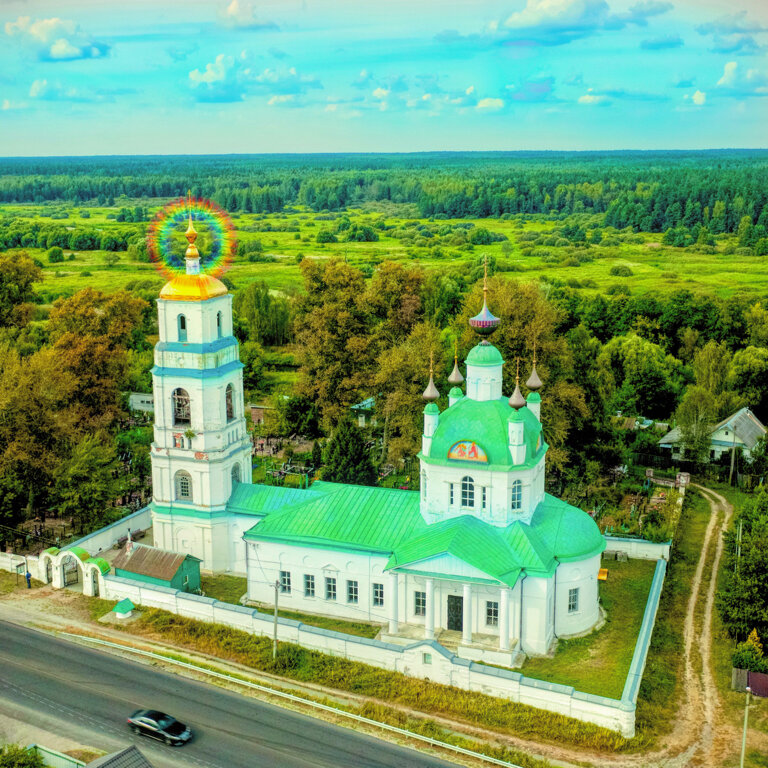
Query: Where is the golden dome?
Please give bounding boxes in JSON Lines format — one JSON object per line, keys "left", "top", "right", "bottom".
{"left": 160, "top": 273, "right": 228, "bottom": 302}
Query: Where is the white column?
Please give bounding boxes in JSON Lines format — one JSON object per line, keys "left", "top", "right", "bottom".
{"left": 388, "top": 572, "right": 399, "bottom": 634}
{"left": 499, "top": 587, "right": 510, "bottom": 651}
{"left": 425, "top": 578, "right": 435, "bottom": 640}
{"left": 462, "top": 583, "right": 472, "bottom": 644}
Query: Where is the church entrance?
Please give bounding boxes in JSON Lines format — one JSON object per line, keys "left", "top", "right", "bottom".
{"left": 447, "top": 595, "right": 463, "bottom": 631}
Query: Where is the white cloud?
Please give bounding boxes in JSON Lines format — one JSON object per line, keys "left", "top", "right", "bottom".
{"left": 2, "top": 99, "right": 27, "bottom": 110}
{"left": 477, "top": 97, "right": 504, "bottom": 109}
{"left": 372, "top": 87, "right": 390, "bottom": 100}
{"left": 692, "top": 90, "right": 706, "bottom": 105}
{"left": 578, "top": 90, "right": 608, "bottom": 104}
{"left": 268, "top": 94, "right": 293, "bottom": 105}
{"left": 219, "top": 0, "right": 277, "bottom": 30}
{"left": 190, "top": 54, "right": 234, "bottom": 85}
{"left": 466, "top": 85, "right": 475, "bottom": 95}
{"left": 5, "top": 16, "right": 108, "bottom": 61}
{"left": 28, "top": 78, "right": 96, "bottom": 102}
{"left": 717, "top": 61, "right": 738, "bottom": 87}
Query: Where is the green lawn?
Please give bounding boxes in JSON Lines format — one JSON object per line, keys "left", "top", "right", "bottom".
{"left": 519, "top": 558, "right": 657, "bottom": 699}
{"left": 200, "top": 573, "right": 382, "bottom": 638}
{"left": 4, "top": 202, "right": 766, "bottom": 302}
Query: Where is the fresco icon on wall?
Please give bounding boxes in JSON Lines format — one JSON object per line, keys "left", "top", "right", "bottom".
{"left": 448, "top": 441, "right": 488, "bottom": 462}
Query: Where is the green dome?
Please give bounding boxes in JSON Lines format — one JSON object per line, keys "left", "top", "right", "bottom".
{"left": 449, "top": 387, "right": 464, "bottom": 398}
{"left": 527, "top": 391, "right": 542, "bottom": 403}
{"left": 465, "top": 342, "right": 504, "bottom": 367}
{"left": 427, "top": 396, "right": 545, "bottom": 467}
{"left": 423, "top": 402, "right": 439, "bottom": 415}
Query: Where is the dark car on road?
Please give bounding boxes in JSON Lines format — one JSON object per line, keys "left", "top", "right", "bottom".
{"left": 127, "top": 709, "right": 192, "bottom": 746}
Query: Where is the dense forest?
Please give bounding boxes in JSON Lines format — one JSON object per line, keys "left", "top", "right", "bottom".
{"left": 1, "top": 151, "right": 767, "bottom": 233}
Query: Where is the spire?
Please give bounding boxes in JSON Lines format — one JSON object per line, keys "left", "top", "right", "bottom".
{"left": 526, "top": 340, "right": 543, "bottom": 391}
{"left": 509, "top": 358, "right": 526, "bottom": 410}
{"left": 469, "top": 255, "right": 499, "bottom": 336}
{"left": 184, "top": 190, "right": 200, "bottom": 273}
{"left": 422, "top": 351, "right": 440, "bottom": 401}
{"left": 447, "top": 339, "right": 464, "bottom": 386}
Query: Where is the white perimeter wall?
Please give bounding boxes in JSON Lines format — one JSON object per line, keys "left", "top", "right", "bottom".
{"left": 100, "top": 574, "right": 636, "bottom": 738}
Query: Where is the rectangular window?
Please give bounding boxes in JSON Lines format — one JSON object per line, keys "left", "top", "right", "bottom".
{"left": 325, "top": 577, "right": 337, "bottom": 601}
{"left": 486, "top": 601, "right": 499, "bottom": 627}
{"left": 482, "top": 486, "right": 487, "bottom": 510}
{"left": 279, "top": 570, "right": 291, "bottom": 594}
{"left": 422, "top": 652, "right": 432, "bottom": 665}
{"left": 347, "top": 580, "right": 359, "bottom": 604}
{"left": 414, "top": 590, "right": 426, "bottom": 617}
{"left": 568, "top": 587, "right": 579, "bottom": 614}
{"left": 304, "top": 574, "right": 315, "bottom": 597}
{"left": 449, "top": 484, "right": 454, "bottom": 505}
{"left": 372, "top": 582, "right": 384, "bottom": 607}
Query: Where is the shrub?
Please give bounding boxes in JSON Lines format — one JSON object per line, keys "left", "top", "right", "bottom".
{"left": 610, "top": 264, "right": 633, "bottom": 277}
{"left": 47, "top": 246, "right": 64, "bottom": 264}
{"left": 732, "top": 630, "right": 767, "bottom": 672}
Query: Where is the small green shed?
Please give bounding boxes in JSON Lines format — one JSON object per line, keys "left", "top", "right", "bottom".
{"left": 112, "top": 543, "right": 201, "bottom": 592}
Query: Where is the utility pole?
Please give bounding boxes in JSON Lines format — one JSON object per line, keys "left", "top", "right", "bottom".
{"left": 273, "top": 579, "right": 279, "bottom": 661}
{"left": 740, "top": 686, "right": 751, "bottom": 768}
{"left": 729, "top": 427, "right": 737, "bottom": 486}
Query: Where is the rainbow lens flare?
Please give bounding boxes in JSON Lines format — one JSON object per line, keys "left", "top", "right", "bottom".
{"left": 147, "top": 196, "right": 236, "bottom": 279}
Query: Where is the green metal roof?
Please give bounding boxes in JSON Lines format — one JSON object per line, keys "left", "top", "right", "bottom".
{"left": 386, "top": 515, "right": 523, "bottom": 587}
{"left": 244, "top": 483, "right": 426, "bottom": 553}
{"left": 527, "top": 392, "right": 542, "bottom": 403}
{"left": 427, "top": 396, "right": 545, "bottom": 468}
{"left": 528, "top": 495, "right": 606, "bottom": 563}
{"left": 113, "top": 598, "right": 135, "bottom": 613}
{"left": 240, "top": 474, "right": 604, "bottom": 582}
{"left": 465, "top": 342, "right": 504, "bottom": 367}
{"left": 351, "top": 396, "right": 375, "bottom": 412}
{"left": 69, "top": 546, "right": 90, "bottom": 562}
{"left": 87, "top": 557, "right": 110, "bottom": 575}
{"left": 226, "top": 482, "right": 333, "bottom": 517}
{"left": 423, "top": 402, "right": 439, "bottom": 415}
{"left": 449, "top": 387, "right": 464, "bottom": 398}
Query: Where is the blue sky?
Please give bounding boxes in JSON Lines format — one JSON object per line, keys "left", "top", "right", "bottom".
{"left": 0, "top": 0, "right": 766, "bottom": 155}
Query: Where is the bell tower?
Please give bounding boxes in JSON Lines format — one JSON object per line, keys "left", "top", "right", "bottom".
{"left": 149, "top": 194, "right": 252, "bottom": 571}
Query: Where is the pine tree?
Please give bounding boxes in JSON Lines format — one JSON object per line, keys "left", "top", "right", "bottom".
{"left": 322, "top": 420, "right": 377, "bottom": 486}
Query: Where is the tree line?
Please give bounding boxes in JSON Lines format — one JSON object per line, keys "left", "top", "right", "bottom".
{"left": 0, "top": 152, "right": 766, "bottom": 233}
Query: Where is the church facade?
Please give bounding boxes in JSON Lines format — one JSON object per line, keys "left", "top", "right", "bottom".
{"left": 150, "top": 225, "right": 606, "bottom": 658}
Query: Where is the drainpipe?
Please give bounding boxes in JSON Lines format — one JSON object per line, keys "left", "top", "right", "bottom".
{"left": 552, "top": 562, "right": 558, "bottom": 644}
{"left": 516, "top": 574, "right": 527, "bottom": 654}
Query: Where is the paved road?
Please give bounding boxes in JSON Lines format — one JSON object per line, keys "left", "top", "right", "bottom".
{"left": 0, "top": 621, "right": 459, "bottom": 768}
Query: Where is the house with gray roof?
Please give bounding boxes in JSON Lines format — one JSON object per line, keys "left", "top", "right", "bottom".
{"left": 658, "top": 407, "right": 766, "bottom": 462}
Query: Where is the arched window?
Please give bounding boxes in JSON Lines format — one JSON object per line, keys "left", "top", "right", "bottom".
{"left": 178, "top": 314, "right": 187, "bottom": 342}
{"left": 231, "top": 463, "right": 241, "bottom": 485}
{"left": 172, "top": 388, "right": 191, "bottom": 426}
{"left": 225, "top": 383, "right": 234, "bottom": 422}
{"left": 511, "top": 480, "right": 522, "bottom": 511}
{"left": 216, "top": 311, "right": 222, "bottom": 338}
{"left": 421, "top": 471, "right": 427, "bottom": 501}
{"left": 461, "top": 476, "right": 474, "bottom": 508}
{"left": 175, "top": 470, "right": 193, "bottom": 501}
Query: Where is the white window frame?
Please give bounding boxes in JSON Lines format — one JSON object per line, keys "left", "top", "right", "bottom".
{"left": 486, "top": 600, "right": 499, "bottom": 627}
{"left": 347, "top": 580, "right": 358, "bottom": 604}
{"left": 279, "top": 570, "right": 291, "bottom": 594}
{"left": 461, "top": 476, "right": 475, "bottom": 508}
{"left": 304, "top": 574, "right": 315, "bottom": 597}
{"left": 325, "top": 577, "right": 337, "bottom": 601}
{"left": 414, "top": 590, "right": 426, "bottom": 617}
{"left": 511, "top": 479, "right": 522, "bottom": 511}
{"left": 568, "top": 587, "right": 579, "bottom": 614}
{"left": 372, "top": 582, "right": 384, "bottom": 607}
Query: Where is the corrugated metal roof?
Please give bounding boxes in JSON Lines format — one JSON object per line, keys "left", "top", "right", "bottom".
{"left": 226, "top": 482, "right": 331, "bottom": 516}
{"left": 87, "top": 745, "right": 154, "bottom": 768}
{"left": 714, "top": 407, "right": 767, "bottom": 450}
{"left": 244, "top": 484, "right": 425, "bottom": 552}
{"left": 112, "top": 543, "right": 198, "bottom": 581}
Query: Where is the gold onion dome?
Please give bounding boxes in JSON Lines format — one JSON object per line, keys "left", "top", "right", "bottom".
{"left": 509, "top": 359, "right": 527, "bottom": 410}
{"left": 422, "top": 353, "right": 440, "bottom": 401}
{"left": 447, "top": 340, "right": 464, "bottom": 386}
{"left": 160, "top": 190, "right": 227, "bottom": 302}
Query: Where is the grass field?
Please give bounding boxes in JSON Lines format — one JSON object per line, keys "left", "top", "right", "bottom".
{"left": 3, "top": 201, "right": 765, "bottom": 302}
{"left": 519, "top": 557, "right": 657, "bottom": 699}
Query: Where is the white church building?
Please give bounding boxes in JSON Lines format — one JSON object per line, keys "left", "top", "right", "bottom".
{"left": 150, "top": 221, "right": 606, "bottom": 660}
